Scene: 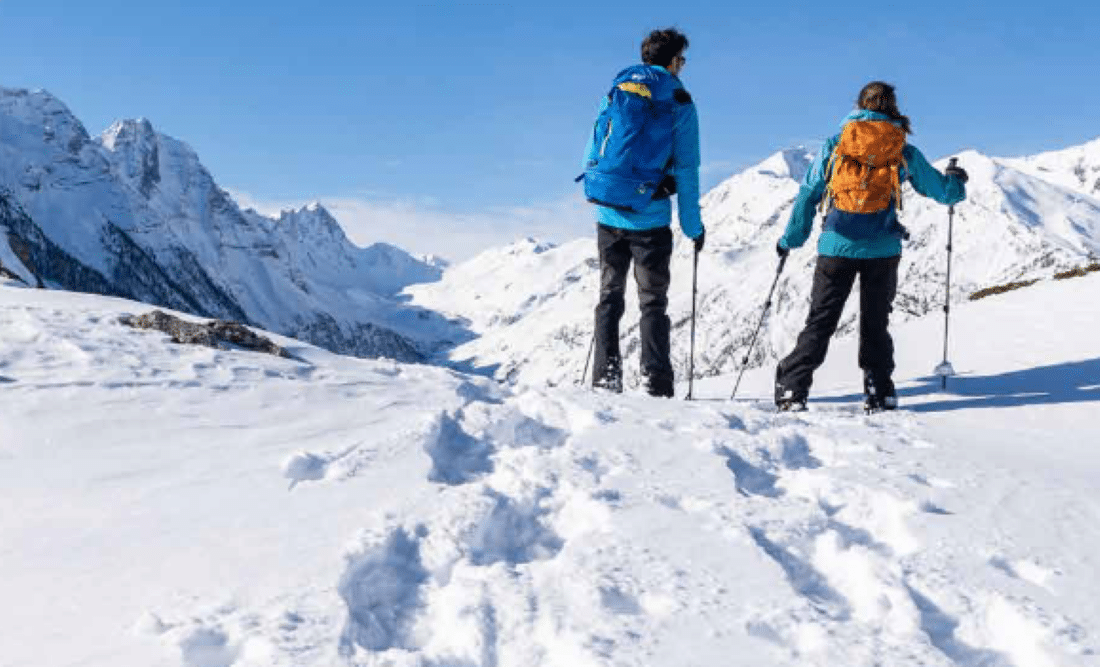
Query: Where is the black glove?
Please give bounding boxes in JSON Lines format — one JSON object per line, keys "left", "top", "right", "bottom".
{"left": 653, "top": 174, "right": 678, "bottom": 200}
{"left": 693, "top": 228, "right": 705, "bottom": 254}
{"left": 776, "top": 240, "right": 790, "bottom": 258}
{"left": 945, "top": 165, "right": 968, "bottom": 184}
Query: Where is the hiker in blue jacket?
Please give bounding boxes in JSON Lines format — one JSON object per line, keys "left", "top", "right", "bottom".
{"left": 774, "top": 81, "right": 968, "bottom": 412}
{"left": 580, "top": 28, "right": 704, "bottom": 397}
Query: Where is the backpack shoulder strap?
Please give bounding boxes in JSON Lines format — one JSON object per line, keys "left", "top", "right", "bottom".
{"left": 819, "top": 136, "right": 843, "bottom": 214}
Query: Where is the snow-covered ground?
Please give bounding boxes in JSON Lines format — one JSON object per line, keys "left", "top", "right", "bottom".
{"left": 1, "top": 272, "right": 1098, "bottom": 666}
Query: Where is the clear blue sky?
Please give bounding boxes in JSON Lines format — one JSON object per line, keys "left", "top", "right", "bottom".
{"left": 2, "top": 0, "right": 1098, "bottom": 257}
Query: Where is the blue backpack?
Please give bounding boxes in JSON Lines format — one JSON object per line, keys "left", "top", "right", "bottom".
{"left": 580, "top": 65, "right": 677, "bottom": 213}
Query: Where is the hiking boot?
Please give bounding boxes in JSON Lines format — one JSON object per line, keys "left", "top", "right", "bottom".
{"left": 863, "top": 394, "right": 898, "bottom": 414}
{"left": 774, "top": 379, "right": 807, "bottom": 413}
{"left": 593, "top": 374, "right": 623, "bottom": 394}
{"left": 863, "top": 372, "right": 897, "bottom": 413}
{"left": 643, "top": 372, "right": 674, "bottom": 399}
{"left": 592, "top": 357, "right": 623, "bottom": 394}
{"left": 776, "top": 398, "right": 808, "bottom": 413}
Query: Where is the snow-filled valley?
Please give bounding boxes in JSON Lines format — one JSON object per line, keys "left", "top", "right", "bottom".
{"left": 2, "top": 267, "right": 1098, "bottom": 666}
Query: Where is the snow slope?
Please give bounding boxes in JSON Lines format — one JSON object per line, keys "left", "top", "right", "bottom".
{"left": 409, "top": 142, "right": 1100, "bottom": 388}
{"left": 2, "top": 269, "right": 1097, "bottom": 666}
{"left": 1002, "top": 137, "right": 1100, "bottom": 197}
{"left": 0, "top": 88, "right": 456, "bottom": 362}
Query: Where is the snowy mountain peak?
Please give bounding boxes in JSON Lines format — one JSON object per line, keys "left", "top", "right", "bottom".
{"left": 98, "top": 118, "right": 165, "bottom": 196}
{"left": 755, "top": 147, "right": 816, "bottom": 183}
{"left": 99, "top": 117, "right": 157, "bottom": 150}
{"left": 277, "top": 203, "right": 347, "bottom": 243}
{"left": 0, "top": 87, "right": 92, "bottom": 153}
{"left": 1002, "top": 136, "right": 1100, "bottom": 197}
{"left": 510, "top": 237, "right": 557, "bottom": 255}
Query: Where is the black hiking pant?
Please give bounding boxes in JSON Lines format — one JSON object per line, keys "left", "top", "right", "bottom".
{"left": 776, "top": 255, "right": 901, "bottom": 402}
{"left": 592, "top": 224, "right": 674, "bottom": 396}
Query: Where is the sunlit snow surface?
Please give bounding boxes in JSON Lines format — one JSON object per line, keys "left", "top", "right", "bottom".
{"left": 2, "top": 273, "right": 1097, "bottom": 666}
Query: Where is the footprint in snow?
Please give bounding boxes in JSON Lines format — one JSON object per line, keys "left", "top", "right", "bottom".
{"left": 455, "top": 379, "right": 504, "bottom": 405}
{"left": 465, "top": 489, "right": 564, "bottom": 566}
{"left": 989, "top": 556, "right": 1058, "bottom": 589}
{"left": 599, "top": 586, "right": 643, "bottom": 615}
{"left": 423, "top": 411, "right": 494, "bottom": 486}
{"left": 905, "top": 584, "right": 1010, "bottom": 665}
{"left": 774, "top": 432, "right": 822, "bottom": 470}
{"left": 919, "top": 500, "right": 954, "bottom": 515}
{"left": 338, "top": 525, "right": 430, "bottom": 655}
{"left": 178, "top": 626, "right": 240, "bottom": 667}
{"left": 748, "top": 526, "right": 851, "bottom": 621}
{"left": 721, "top": 447, "right": 782, "bottom": 498}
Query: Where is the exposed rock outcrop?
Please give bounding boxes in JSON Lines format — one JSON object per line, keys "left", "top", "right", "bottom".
{"left": 119, "top": 310, "right": 291, "bottom": 358}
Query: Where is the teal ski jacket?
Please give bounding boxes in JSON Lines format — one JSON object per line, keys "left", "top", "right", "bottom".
{"left": 582, "top": 65, "right": 704, "bottom": 240}
{"left": 779, "top": 110, "right": 967, "bottom": 259}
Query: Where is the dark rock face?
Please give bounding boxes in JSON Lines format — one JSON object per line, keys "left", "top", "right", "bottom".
{"left": 98, "top": 220, "right": 210, "bottom": 314}
{"left": 293, "top": 313, "right": 425, "bottom": 364}
{"left": 1, "top": 191, "right": 234, "bottom": 316}
{"left": 3, "top": 192, "right": 114, "bottom": 293}
{"left": 0, "top": 259, "right": 27, "bottom": 284}
{"left": 119, "top": 310, "right": 290, "bottom": 358}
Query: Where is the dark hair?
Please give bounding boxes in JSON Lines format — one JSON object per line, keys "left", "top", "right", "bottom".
{"left": 858, "top": 81, "right": 912, "bottom": 134}
{"left": 641, "top": 28, "right": 689, "bottom": 68}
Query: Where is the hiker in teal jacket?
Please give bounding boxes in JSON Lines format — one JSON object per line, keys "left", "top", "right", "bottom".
{"left": 775, "top": 81, "right": 968, "bottom": 412}
{"left": 779, "top": 110, "right": 966, "bottom": 259}
{"left": 581, "top": 28, "right": 704, "bottom": 398}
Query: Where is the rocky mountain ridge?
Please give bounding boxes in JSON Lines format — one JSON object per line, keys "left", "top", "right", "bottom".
{"left": 0, "top": 87, "right": 460, "bottom": 362}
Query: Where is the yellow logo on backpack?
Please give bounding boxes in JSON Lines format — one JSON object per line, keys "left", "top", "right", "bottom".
{"left": 820, "top": 121, "right": 908, "bottom": 215}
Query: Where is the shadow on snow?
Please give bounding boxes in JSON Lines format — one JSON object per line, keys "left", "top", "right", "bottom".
{"left": 814, "top": 357, "right": 1100, "bottom": 413}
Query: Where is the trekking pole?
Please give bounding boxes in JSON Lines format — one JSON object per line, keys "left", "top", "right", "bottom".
{"left": 686, "top": 246, "right": 700, "bottom": 400}
{"left": 730, "top": 254, "right": 788, "bottom": 399}
{"left": 579, "top": 331, "right": 595, "bottom": 387}
{"left": 934, "top": 158, "right": 959, "bottom": 390}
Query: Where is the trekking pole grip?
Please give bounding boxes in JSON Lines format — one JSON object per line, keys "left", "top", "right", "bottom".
{"left": 947, "top": 157, "right": 959, "bottom": 215}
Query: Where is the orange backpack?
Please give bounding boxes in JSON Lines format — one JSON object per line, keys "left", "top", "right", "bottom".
{"left": 820, "top": 120, "right": 908, "bottom": 214}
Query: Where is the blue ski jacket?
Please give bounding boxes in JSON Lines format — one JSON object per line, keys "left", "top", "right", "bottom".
{"left": 779, "top": 110, "right": 967, "bottom": 259}
{"left": 582, "top": 65, "right": 704, "bottom": 240}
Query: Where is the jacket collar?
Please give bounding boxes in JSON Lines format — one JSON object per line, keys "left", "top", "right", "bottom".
{"left": 841, "top": 109, "right": 902, "bottom": 127}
